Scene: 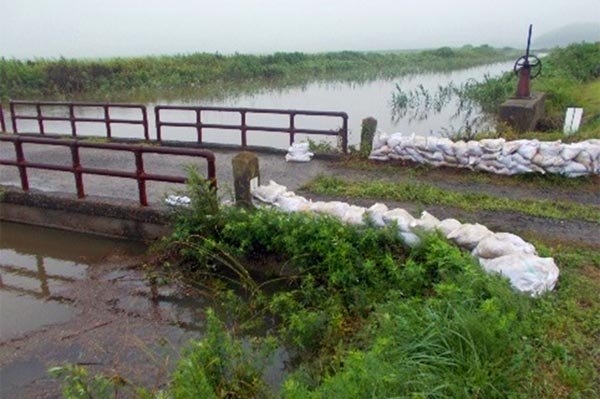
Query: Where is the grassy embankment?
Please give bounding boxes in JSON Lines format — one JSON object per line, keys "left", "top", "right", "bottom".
{"left": 0, "top": 45, "right": 517, "bottom": 101}
{"left": 301, "top": 175, "right": 600, "bottom": 223}
{"left": 51, "top": 176, "right": 599, "bottom": 399}
{"left": 392, "top": 42, "right": 600, "bottom": 140}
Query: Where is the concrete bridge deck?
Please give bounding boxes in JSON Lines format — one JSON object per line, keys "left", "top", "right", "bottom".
{"left": 0, "top": 142, "right": 329, "bottom": 205}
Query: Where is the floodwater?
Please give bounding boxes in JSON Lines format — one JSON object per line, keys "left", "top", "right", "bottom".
{"left": 9, "top": 61, "right": 512, "bottom": 150}
{"left": 0, "top": 222, "right": 288, "bottom": 397}
{"left": 0, "top": 221, "right": 145, "bottom": 341}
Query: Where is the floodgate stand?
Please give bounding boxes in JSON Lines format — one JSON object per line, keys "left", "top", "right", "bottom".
{"left": 499, "top": 24, "right": 546, "bottom": 132}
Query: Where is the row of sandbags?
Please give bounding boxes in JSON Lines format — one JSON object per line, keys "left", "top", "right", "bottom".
{"left": 252, "top": 180, "right": 559, "bottom": 296}
{"left": 369, "top": 131, "right": 600, "bottom": 177}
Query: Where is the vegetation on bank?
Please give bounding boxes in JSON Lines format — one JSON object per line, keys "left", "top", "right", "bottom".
{"left": 51, "top": 176, "right": 599, "bottom": 398}
{"left": 302, "top": 175, "right": 600, "bottom": 223}
{"left": 0, "top": 45, "right": 517, "bottom": 100}
{"left": 391, "top": 42, "right": 600, "bottom": 138}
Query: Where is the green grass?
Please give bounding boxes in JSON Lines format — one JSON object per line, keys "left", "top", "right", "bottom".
{"left": 0, "top": 45, "right": 518, "bottom": 100}
{"left": 301, "top": 175, "right": 600, "bottom": 223}
{"left": 50, "top": 176, "right": 600, "bottom": 399}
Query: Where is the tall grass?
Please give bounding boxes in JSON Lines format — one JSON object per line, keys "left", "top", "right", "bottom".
{"left": 0, "top": 45, "right": 517, "bottom": 100}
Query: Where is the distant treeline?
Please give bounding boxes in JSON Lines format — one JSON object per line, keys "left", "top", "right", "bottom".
{"left": 0, "top": 45, "right": 517, "bottom": 100}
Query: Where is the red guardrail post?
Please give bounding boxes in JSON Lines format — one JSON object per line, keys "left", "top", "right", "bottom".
{"left": 0, "top": 104, "right": 6, "bottom": 132}
{"left": 154, "top": 107, "right": 162, "bottom": 142}
{"left": 14, "top": 138, "right": 29, "bottom": 191}
{"left": 289, "top": 113, "right": 296, "bottom": 146}
{"left": 341, "top": 114, "right": 349, "bottom": 154}
{"left": 134, "top": 149, "right": 148, "bottom": 206}
{"left": 10, "top": 102, "right": 18, "bottom": 133}
{"left": 141, "top": 106, "right": 149, "bottom": 140}
{"left": 69, "top": 104, "right": 77, "bottom": 137}
{"left": 36, "top": 103, "right": 45, "bottom": 134}
{"left": 69, "top": 142, "right": 85, "bottom": 198}
{"left": 240, "top": 110, "right": 247, "bottom": 147}
{"left": 196, "top": 109, "right": 202, "bottom": 143}
{"left": 103, "top": 104, "right": 112, "bottom": 139}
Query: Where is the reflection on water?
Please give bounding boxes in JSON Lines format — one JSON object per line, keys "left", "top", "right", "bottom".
{"left": 9, "top": 62, "right": 512, "bottom": 149}
{"left": 0, "top": 221, "right": 144, "bottom": 341}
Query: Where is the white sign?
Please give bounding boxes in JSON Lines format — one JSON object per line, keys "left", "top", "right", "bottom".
{"left": 563, "top": 107, "right": 583, "bottom": 135}
{"left": 250, "top": 176, "right": 259, "bottom": 192}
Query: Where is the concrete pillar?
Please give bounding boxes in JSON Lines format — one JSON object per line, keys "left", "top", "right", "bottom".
{"left": 499, "top": 92, "right": 546, "bottom": 133}
{"left": 232, "top": 152, "right": 260, "bottom": 207}
{"left": 360, "top": 117, "right": 378, "bottom": 155}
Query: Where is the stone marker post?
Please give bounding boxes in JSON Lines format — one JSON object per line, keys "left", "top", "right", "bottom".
{"left": 360, "top": 117, "right": 378, "bottom": 155}
{"left": 232, "top": 152, "right": 260, "bottom": 208}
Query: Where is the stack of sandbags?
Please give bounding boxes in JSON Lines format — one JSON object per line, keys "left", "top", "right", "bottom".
{"left": 369, "top": 132, "right": 600, "bottom": 177}
{"left": 285, "top": 142, "right": 314, "bottom": 162}
{"left": 251, "top": 180, "right": 559, "bottom": 296}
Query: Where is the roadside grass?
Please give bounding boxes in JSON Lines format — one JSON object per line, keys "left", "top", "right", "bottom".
{"left": 301, "top": 174, "right": 600, "bottom": 223}
{"left": 49, "top": 176, "right": 599, "bottom": 398}
{"left": 50, "top": 184, "right": 600, "bottom": 398}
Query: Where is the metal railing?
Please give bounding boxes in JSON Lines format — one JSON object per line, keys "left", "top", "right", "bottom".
{"left": 9, "top": 100, "right": 149, "bottom": 140}
{"left": 0, "top": 104, "right": 6, "bottom": 132}
{"left": 0, "top": 134, "right": 216, "bottom": 206}
{"left": 155, "top": 105, "right": 349, "bottom": 153}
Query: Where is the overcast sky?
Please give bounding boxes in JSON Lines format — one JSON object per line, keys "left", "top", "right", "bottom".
{"left": 1, "top": 0, "right": 598, "bottom": 59}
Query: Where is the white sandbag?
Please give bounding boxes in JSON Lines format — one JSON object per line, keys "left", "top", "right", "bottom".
{"left": 436, "top": 137, "right": 455, "bottom": 155}
{"left": 409, "top": 211, "right": 440, "bottom": 232}
{"left": 562, "top": 161, "right": 589, "bottom": 177}
{"left": 399, "top": 231, "right": 421, "bottom": 247}
{"left": 480, "top": 138, "right": 505, "bottom": 153}
{"left": 538, "top": 141, "right": 563, "bottom": 157}
{"left": 383, "top": 208, "right": 415, "bottom": 232}
{"left": 387, "top": 133, "right": 406, "bottom": 149}
{"left": 288, "top": 142, "right": 310, "bottom": 152}
{"left": 479, "top": 254, "right": 559, "bottom": 296}
{"left": 502, "top": 140, "right": 524, "bottom": 155}
{"left": 342, "top": 205, "right": 367, "bottom": 225}
{"left": 437, "top": 218, "right": 462, "bottom": 237}
{"left": 560, "top": 144, "right": 583, "bottom": 161}
{"left": 413, "top": 136, "right": 428, "bottom": 151}
{"left": 274, "top": 195, "right": 311, "bottom": 213}
{"left": 372, "top": 130, "right": 390, "bottom": 151}
{"left": 447, "top": 223, "right": 493, "bottom": 250}
{"left": 285, "top": 142, "right": 314, "bottom": 162}
{"left": 517, "top": 140, "right": 539, "bottom": 160}
{"left": 366, "top": 203, "right": 389, "bottom": 227}
{"left": 472, "top": 232, "right": 536, "bottom": 259}
{"left": 466, "top": 141, "right": 484, "bottom": 156}
{"left": 371, "top": 145, "right": 391, "bottom": 157}
{"left": 252, "top": 180, "right": 288, "bottom": 203}
{"left": 310, "top": 201, "right": 350, "bottom": 219}
{"left": 165, "top": 195, "right": 191, "bottom": 207}
{"left": 369, "top": 154, "right": 390, "bottom": 161}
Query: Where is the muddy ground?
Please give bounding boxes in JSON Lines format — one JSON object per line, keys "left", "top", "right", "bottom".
{"left": 0, "top": 255, "right": 199, "bottom": 398}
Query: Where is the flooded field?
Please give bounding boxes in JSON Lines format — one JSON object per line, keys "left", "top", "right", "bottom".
{"left": 8, "top": 61, "right": 512, "bottom": 150}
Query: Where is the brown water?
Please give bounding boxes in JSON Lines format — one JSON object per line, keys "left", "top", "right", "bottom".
{"left": 0, "top": 222, "right": 288, "bottom": 397}
{"left": 0, "top": 222, "right": 145, "bottom": 341}
{"left": 9, "top": 61, "right": 512, "bottom": 149}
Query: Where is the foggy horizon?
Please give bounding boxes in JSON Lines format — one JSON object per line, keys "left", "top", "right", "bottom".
{"left": 1, "top": 0, "right": 599, "bottom": 60}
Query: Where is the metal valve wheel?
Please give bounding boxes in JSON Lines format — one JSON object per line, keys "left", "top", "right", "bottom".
{"left": 513, "top": 55, "right": 542, "bottom": 79}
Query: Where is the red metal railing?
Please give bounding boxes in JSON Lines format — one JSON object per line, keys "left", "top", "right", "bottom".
{"left": 0, "top": 134, "right": 216, "bottom": 206}
{"left": 0, "top": 104, "right": 6, "bottom": 132}
{"left": 155, "top": 105, "right": 349, "bottom": 153}
{"left": 9, "top": 100, "right": 149, "bottom": 140}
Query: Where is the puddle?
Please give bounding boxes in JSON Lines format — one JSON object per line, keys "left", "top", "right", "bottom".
{"left": 0, "top": 221, "right": 145, "bottom": 341}
{"left": 0, "top": 221, "right": 289, "bottom": 398}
